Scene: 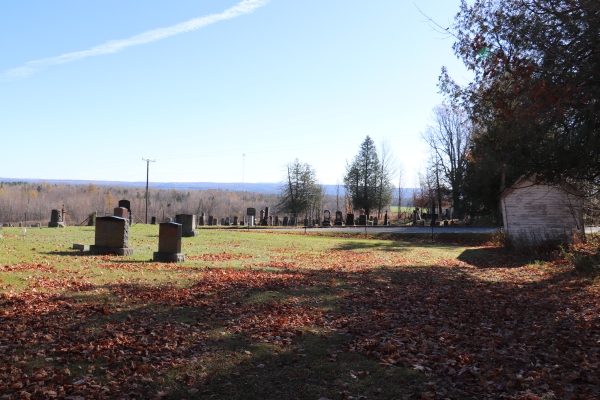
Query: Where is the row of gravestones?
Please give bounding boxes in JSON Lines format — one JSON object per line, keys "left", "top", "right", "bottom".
{"left": 74, "top": 216, "right": 187, "bottom": 263}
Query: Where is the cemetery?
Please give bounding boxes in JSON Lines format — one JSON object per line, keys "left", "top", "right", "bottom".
{"left": 0, "top": 203, "right": 598, "bottom": 399}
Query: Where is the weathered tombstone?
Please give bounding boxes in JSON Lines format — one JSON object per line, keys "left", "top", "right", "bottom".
{"left": 274, "top": 216, "right": 279, "bottom": 226}
{"left": 165, "top": 217, "right": 173, "bottom": 223}
{"left": 268, "top": 216, "right": 273, "bottom": 226}
{"left": 89, "top": 216, "right": 134, "bottom": 256}
{"left": 264, "top": 207, "right": 270, "bottom": 225}
{"left": 221, "top": 217, "right": 225, "bottom": 225}
{"left": 198, "top": 212, "right": 205, "bottom": 226}
{"left": 303, "top": 218, "right": 309, "bottom": 226}
{"left": 358, "top": 215, "right": 367, "bottom": 226}
{"left": 175, "top": 214, "right": 198, "bottom": 237}
{"left": 334, "top": 211, "right": 343, "bottom": 226}
{"left": 373, "top": 217, "right": 378, "bottom": 226}
{"left": 153, "top": 222, "right": 185, "bottom": 262}
{"left": 114, "top": 207, "right": 128, "bottom": 219}
{"left": 208, "top": 216, "right": 214, "bottom": 226}
{"left": 412, "top": 209, "right": 418, "bottom": 225}
{"left": 118, "top": 200, "right": 131, "bottom": 211}
{"left": 384, "top": 211, "right": 389, "bottom": 226}
{"left": 322, "top": 210, "right": 331, "bottom": 227}
{"left": 118, "top": 200, "right": 132, "bottom": 226}
{"left": 151, "top": 216, "right": 157, "bottom": 225}
{"left": 225, "top": 217, "right": 231, "bottom": 226}
{"left": 260, "top": 210, "right": 265, "bottom": 225}
{"left": 48, "top": 209, "right": 65, "bottom": 228}
{"left": 346, "top": 213, "right": 355, "bottom": 226}
{"left": 240, "top": 217, "right": 245, "bottom": 226}
{"left": 233, "top": 216, "right": 239, "bottom": 226}
{"left": 18, "top": 222, "right": 22, "bottom": 227}
{"left": 283, "top": 216, "right": 289, "bottom": 226}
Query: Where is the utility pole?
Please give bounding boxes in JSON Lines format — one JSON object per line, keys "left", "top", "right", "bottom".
{"left": 142, "top": 158, "right": 155, "bottom": 224}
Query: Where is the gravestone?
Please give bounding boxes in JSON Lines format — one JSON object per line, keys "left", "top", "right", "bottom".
{"left": 225, "top": 217, "right": 231, "bottom": 226}
{"left": 153, "top": 222, "right": 185, "bottom": 262}
{"left": 208, "top": 216, "right": 214, "bottom": 226}
{"left": 303, "top": 218, "right": 309, "bottom": 227}
{"left": 118, "top": 200, "right": 132, "bottom": 226}
{"left": 283, "top": 216, "right": 289, "bottom": 226}
{"left": 274, "top": 216, "right": 279, "bottom": 226}
{"left": 373, "top": 217, "right": 378, "bottom": 226}
{"left": 412, "top": 209, "right": 418, "bottom": 225}
{"left": 89, "top": 216, "right": 134, "bottom": 256}
{"left": 322, "top": 210, "right": 331, "bottom": 227}
{"left": 384, "top": 211, "right": 388, "bottom": 226}
{"left": 264, "top": 207, "right": 270, "bottom": 226}
{"left": 290, "top": 216, "right": 297, "bottom": 226}
{"left": 198, "top": 212, "right": 205, "bottom": 226}
{"left": 260, "top": 210, "right": 265, "bottom": 226}
{"left": 345, "top": 213, "right": 355, "bottom": 226}
{"left": 165, "top": 217, "right": 173, "bottom": 223}
{"left": 233, "top": 216, "right": 239, "bottom": 226}
{"left": 48, "top": 209, "right": 65, "bottom": 228}
{"left": 268, "top": 216, "right": 273, "bottom": 226}
{"left": 175, "top": 214, "right": 198, "bottom": 237}
{"left": 221, "top": 217, "right": 225, "bottom": 225}
{"left": 358, "top": 215, "right": 367, "bottom": 226}
{"left": 114, "top": 207, "right": 128, "bottom": 219}
{"left": 334, "top": 211, "right": 343, "bottom": 226}
{"left": 151, "top": 216, "right": 157, "bottom": 225}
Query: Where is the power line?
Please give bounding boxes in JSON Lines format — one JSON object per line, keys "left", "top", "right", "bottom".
{"left": 142, "top": 158, "right": 155, "bottom": 224}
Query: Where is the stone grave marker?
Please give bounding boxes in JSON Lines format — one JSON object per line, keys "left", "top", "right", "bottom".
{"left": 153, "top": 222, "right": 185, "bottom": 262}
{"left": 208, "top": 216, "right": 214, "bottom": 226}
{"left": 358, "top": 215, "right": 367, "bottom": 226}
{"left": 373, "top": 217, "right": 378, "bottom": 226}
{"left": 114, "top": 207, "right": 128, "bottom": 219}
{"left": 48, "top": 209, "right": 65, "bottom": 228}
{"left": 334, "top": 211, "right": 343, "bottom": 226}
{"left": 175, "top": 214, "right": 198, "bottom": 237}
{"left": 89, "top": 216, "right": 134, "bottom": 256}
{"left": 233, "top": 216, "right": 239, "bottom": 226}
{"left": 345, "top": 213, "right": 355, "bottom": 226}
{"left": 283, "top": 216, "right": 289, "bottom": 226}
{"left": 151, "top": 216, "right": 157, "bottom": 225}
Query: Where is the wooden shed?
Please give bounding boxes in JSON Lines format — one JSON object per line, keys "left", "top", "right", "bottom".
{"left": 500, "top": 177, "right": 584, "bottom": 245}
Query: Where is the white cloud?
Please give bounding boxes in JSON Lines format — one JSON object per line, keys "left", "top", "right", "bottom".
{"left": 1, "top": 0, "right": 269, "bottom": 81}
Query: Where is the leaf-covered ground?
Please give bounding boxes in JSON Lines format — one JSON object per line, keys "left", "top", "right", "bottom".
{"left": 0, "top": 226, "right": 598, "bottom": 399}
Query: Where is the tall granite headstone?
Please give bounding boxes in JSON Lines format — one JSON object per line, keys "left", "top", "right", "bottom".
{"left": 345, "top": 213, "right": 355, "bottom": 226}
{"left": 90, "top": 216, "right": 134, "bottom": 256}
{"left": 153, "top": 222, "right": 185, "bottom": 262}
{"left": 175, "top": 214, "right": 198, "bottom": 237}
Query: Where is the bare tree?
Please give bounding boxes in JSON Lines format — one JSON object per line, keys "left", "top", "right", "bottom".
{"left": 421, "top": 104, "right": 471, "bottom": 219}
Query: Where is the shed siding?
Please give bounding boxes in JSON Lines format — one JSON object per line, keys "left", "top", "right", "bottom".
{"left": 501, "top": 183, "right": 583, "bottom": 244}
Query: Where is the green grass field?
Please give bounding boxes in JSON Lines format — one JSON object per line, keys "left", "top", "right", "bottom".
{"left": 0, "top": 225, "right": 597, "bottom": 399}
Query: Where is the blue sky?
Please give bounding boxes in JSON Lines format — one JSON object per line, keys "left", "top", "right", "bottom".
{"left": 0, "top": 0, "right": 470, "bottom": 186}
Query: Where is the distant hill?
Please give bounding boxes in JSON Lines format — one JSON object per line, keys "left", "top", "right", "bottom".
{"left": 0, "top": 177, "right": 417, "bottom": 197}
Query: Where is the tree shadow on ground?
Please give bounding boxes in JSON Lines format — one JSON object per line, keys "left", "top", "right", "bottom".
{"left": 331, "top": 240, "right": 413, "bottom": 252}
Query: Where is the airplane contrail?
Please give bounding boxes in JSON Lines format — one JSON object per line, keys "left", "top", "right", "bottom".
{"left": 1, "top": 0, "right": 269, "bottom": 82}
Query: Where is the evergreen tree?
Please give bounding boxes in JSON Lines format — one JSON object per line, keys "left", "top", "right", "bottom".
{"left": 344, "top": 136, "right": 382, "bottom": 217}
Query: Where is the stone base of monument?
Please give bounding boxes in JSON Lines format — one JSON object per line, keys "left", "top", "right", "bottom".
{"left": 89, "top": 245, "right": 134, "bottom": 256}
{"left": 48, "top": 222, "right": 66, "bottom": 228}
{"left": 72, "top": 244, "right": 90, "bottom": 251}
{"left": 182, "top": 230, "right": 199, "bottom": 237}
{"left": 153, "top": 252, "right": 185, "bottom": 262}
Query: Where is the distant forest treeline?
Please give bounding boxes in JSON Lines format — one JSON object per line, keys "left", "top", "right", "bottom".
{"left": 0, "top": 182, "right": 409, "bottom": 225}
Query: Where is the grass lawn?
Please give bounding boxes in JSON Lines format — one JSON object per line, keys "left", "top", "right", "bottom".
{"left": 0, "top": 225, "right": 598, "bottom": 399}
